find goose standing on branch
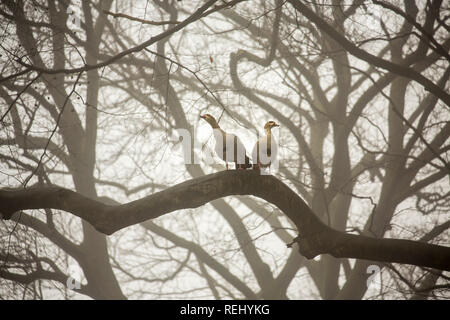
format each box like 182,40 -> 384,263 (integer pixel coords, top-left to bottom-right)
252,121 -> 279,173
200,114 -> 251,170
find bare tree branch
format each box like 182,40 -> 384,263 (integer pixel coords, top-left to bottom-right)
13,0 -> 220,75
103,10 -> 180,25
1,171 -> 449,271
287,0 -> 450,108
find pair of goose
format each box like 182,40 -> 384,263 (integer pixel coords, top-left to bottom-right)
200,114 -> 279,171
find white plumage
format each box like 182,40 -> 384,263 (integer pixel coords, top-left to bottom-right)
201,114 -> 251,170
252,121 -> 279,171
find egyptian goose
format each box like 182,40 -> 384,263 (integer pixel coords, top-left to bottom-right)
252,121 -> 279,172
200,114 -> 251,170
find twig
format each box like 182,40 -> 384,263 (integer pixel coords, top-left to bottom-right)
103,10 -> 179,26
0,72 -> 42,123
23,72 -> 83,186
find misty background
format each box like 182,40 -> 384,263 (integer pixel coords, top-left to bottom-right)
0,0 -> 449,300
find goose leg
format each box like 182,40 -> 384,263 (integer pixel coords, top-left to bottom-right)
226,162 -> 229,170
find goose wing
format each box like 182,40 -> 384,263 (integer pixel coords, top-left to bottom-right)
232,133 -> 250,165
212,130 -> 248,164
252,135 -> 277,166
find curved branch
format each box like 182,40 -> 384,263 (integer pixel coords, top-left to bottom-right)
142,221 -> 258,299
14,0 -> 220,75
372,0 -> 449,62
1,170 -> 449,271
287,0 -> 450,108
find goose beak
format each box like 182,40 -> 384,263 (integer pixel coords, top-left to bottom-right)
274,123 -> 280,127
200,115 -> 206,119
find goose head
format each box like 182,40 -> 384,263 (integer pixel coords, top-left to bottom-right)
200,113 -> 220,128
264,121 -> 280,131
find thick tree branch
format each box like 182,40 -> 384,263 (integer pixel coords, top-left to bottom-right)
1,171 -> 449,271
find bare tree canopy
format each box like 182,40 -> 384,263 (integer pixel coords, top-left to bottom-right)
0,0 -> 449,300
